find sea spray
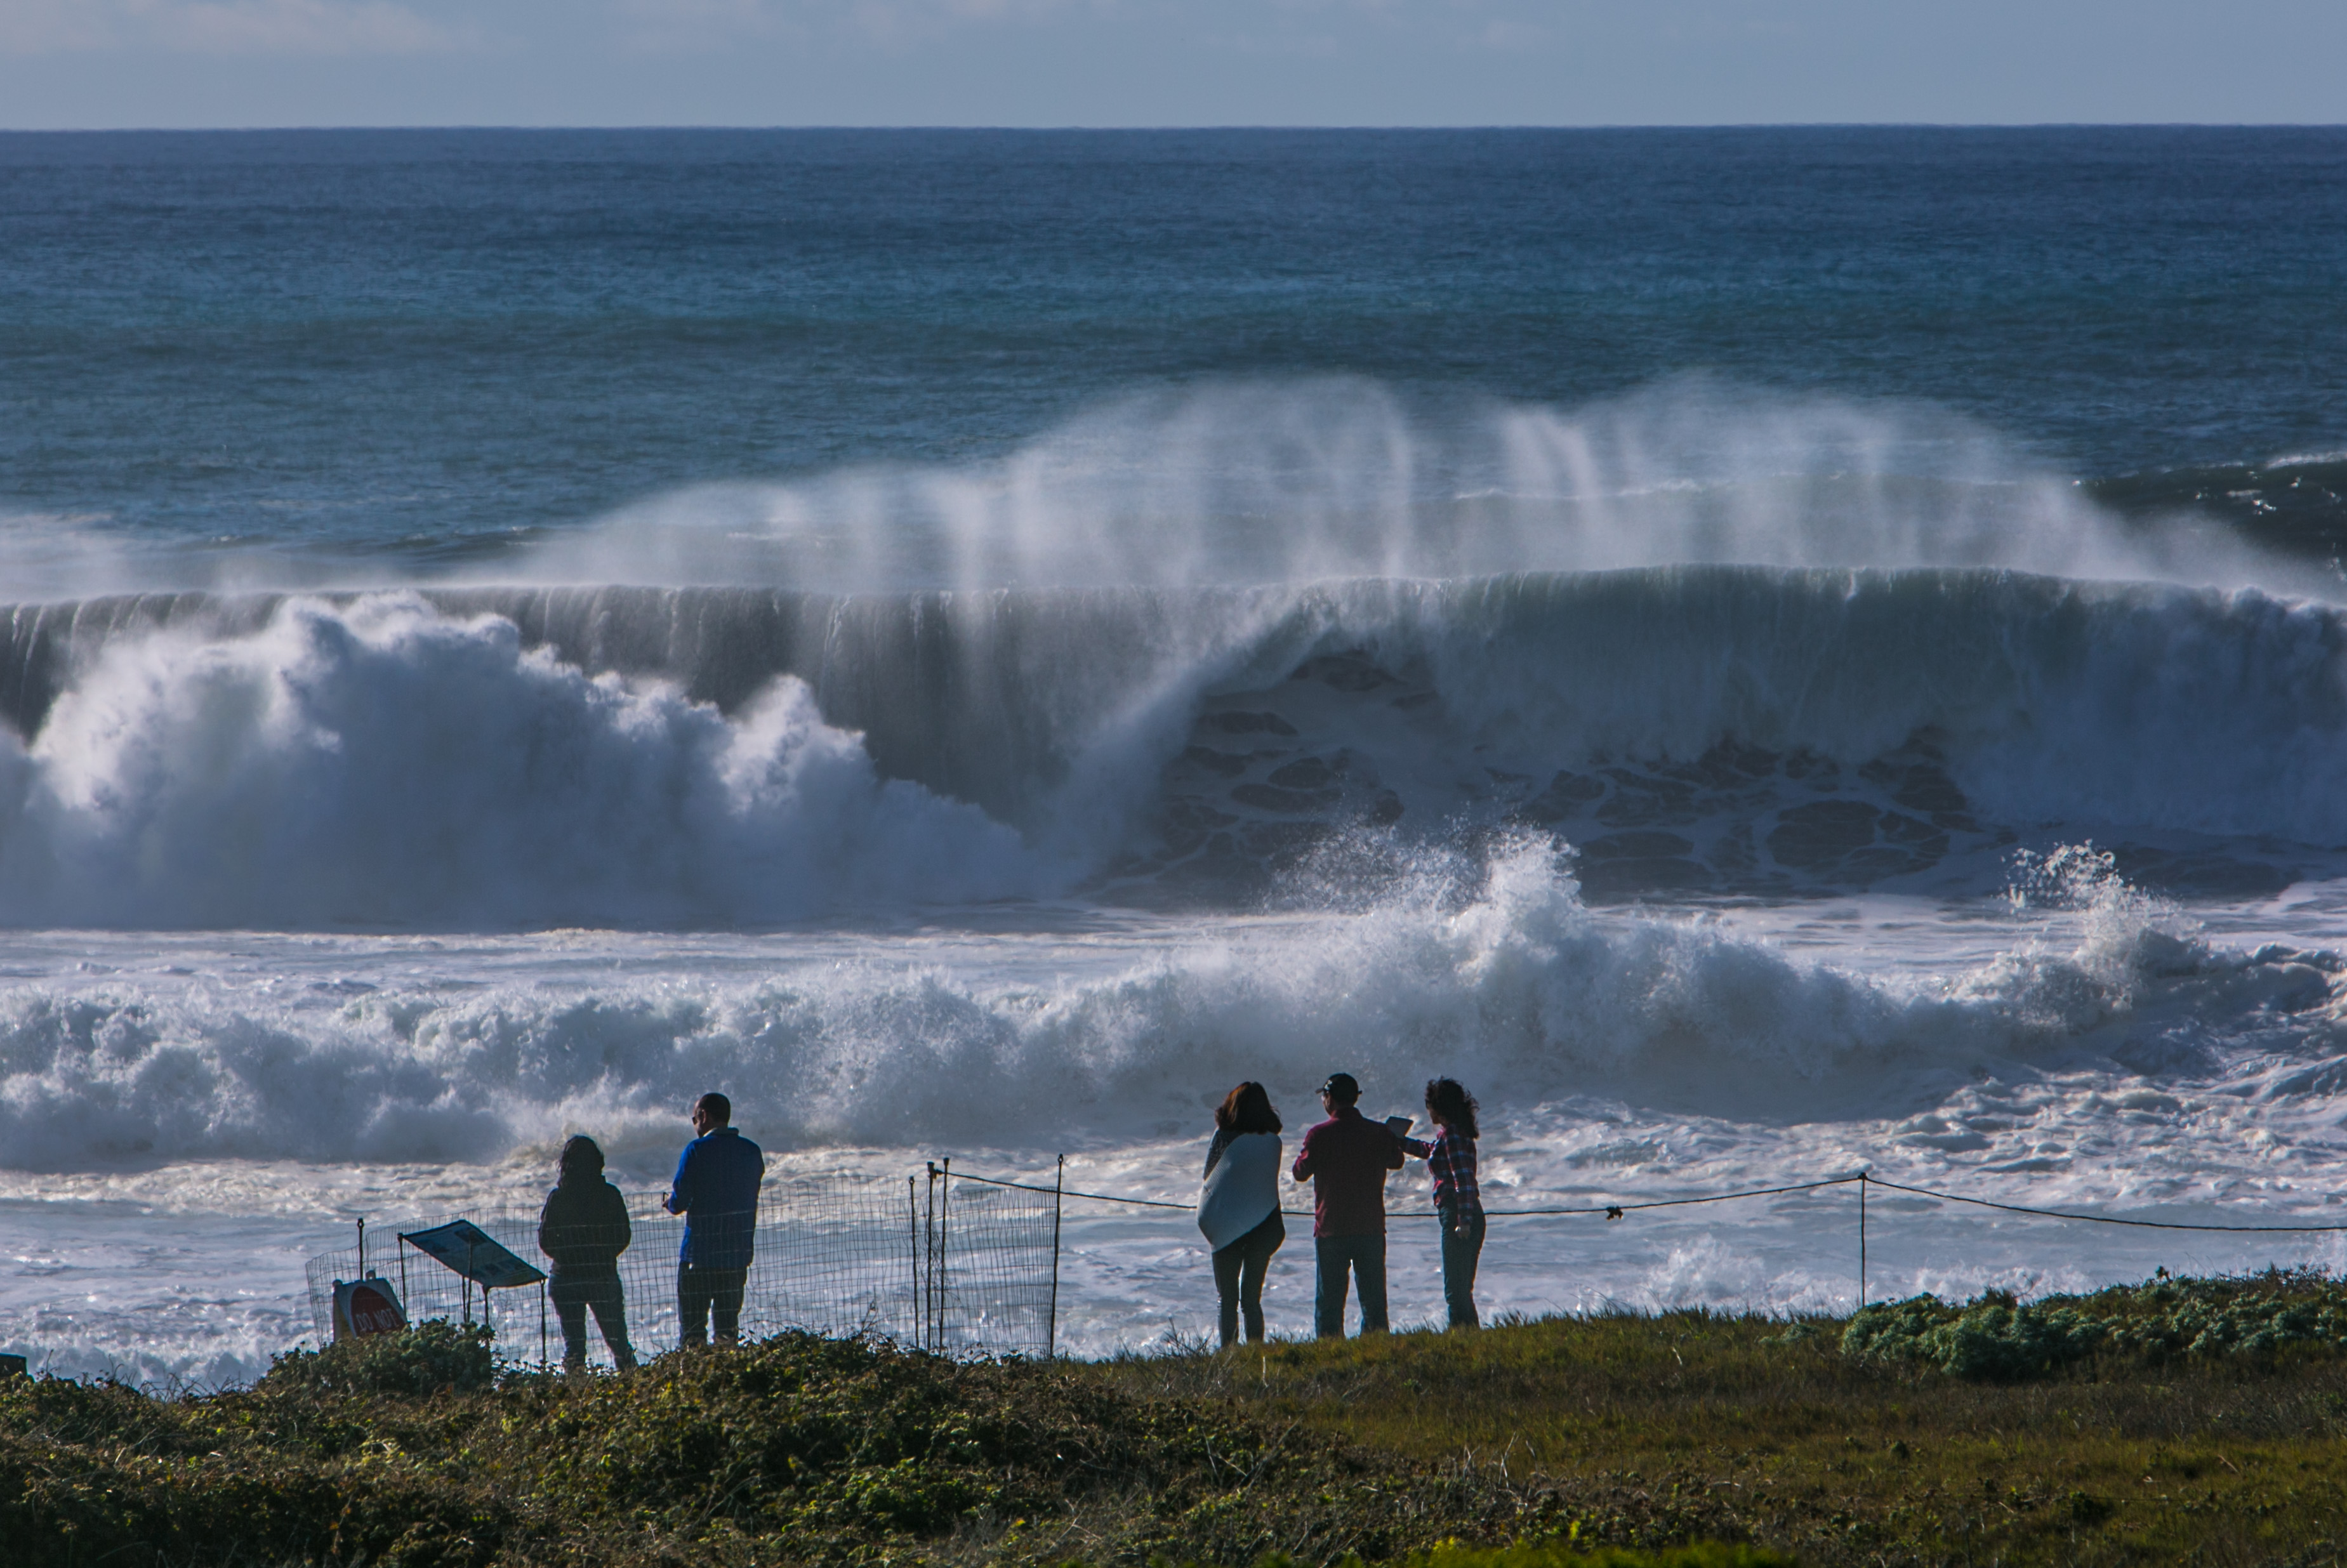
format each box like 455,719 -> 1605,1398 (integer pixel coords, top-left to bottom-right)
512,379 -> 2315,595
1,841 -> 2329,1172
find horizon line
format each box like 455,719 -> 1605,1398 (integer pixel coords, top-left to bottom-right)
4,121 -> 2346,135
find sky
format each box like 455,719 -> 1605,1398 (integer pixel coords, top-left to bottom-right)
0,0 -> 2343,129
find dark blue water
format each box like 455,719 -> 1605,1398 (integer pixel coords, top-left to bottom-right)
4,126 -> 2344,568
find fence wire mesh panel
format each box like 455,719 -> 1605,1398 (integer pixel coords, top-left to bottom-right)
925,1178 -> 1059,1357
305,1170 -> 1055,1366
740,1178 -> 923,1346
304,1245 -> 360,1343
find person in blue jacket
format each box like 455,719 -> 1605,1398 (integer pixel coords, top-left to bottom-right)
664,1091 -> 765,1347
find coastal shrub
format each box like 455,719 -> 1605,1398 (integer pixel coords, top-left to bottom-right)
1843,1268 -> 2347,1379
9,1327 -> 1610,1567
1395,1543 -> 1795,1568
1223,1549 -> 1790,1568
256,1315 -> 497,1397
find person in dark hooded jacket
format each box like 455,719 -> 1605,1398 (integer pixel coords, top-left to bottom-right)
538,1135 -> 637,1372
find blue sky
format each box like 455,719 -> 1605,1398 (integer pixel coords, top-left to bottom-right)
1,0 -> 2342,128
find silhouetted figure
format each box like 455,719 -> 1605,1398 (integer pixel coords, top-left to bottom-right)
1291,1071 -> 1405,1338
538,1134 -> 637,1372
1199,1081 -> 1285,1346
665,1091 -> 765,1347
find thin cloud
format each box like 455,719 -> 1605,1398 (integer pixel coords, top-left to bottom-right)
0,0 -> 477,57
609,0 -> 1111,52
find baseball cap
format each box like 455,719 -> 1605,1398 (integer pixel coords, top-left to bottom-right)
1319,1072 -> 1360,1100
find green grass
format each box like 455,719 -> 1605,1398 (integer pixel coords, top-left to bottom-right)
10,1282 -> 2347,1566
1103,1295 -> 2347,1565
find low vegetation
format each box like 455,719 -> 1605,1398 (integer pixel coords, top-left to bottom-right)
1842,1267 -> 2347,1380
6,1275 -> 2347,1566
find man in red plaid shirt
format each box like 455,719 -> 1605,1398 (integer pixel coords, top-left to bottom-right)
1290,1071 -> 1406,1337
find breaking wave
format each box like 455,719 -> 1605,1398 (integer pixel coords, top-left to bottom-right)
0,840 -> 2337,1169
0,565 -> 2343,926
0,841 -> 2336,1171
0,381 -> 2337,928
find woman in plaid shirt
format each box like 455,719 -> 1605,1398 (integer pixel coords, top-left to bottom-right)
1401,1077 -> 1484,1329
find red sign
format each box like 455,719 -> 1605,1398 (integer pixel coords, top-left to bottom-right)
333,1277 -> 408,1339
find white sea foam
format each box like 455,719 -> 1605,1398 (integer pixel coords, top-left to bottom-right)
0,593 -> 1047,928
1,843 -> 2334,1173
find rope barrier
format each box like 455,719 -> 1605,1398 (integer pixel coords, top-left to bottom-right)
947,1166 -> 2347,1234
1862,1174 -> 2347,1234
946,1167 -> 1864,1220
1484,1176 -> 1864,1218
948,1171 -> 1200,1209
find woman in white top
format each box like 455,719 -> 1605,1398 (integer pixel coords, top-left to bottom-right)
1198,1080 -> 1285,1347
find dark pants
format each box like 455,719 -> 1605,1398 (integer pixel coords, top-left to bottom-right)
1313,1232 -> 1388,1338
1212,1211 -> 1285,1347
678,1262 -> 750,1347
550,1270 -> 635,1371
1439,1201 -> 1486,1329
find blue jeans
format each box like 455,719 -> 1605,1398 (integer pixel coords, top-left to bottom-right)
1439,1201 -> 1486,1329
1314,1233 -> 1388,1338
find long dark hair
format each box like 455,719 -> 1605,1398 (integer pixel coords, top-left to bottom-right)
1215,1081 -> 1282,1135
1424,1078 -> 1479,1141
557,1134 -> 606,1186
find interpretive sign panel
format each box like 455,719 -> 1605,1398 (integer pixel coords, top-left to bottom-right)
400,1220 -> 546,1289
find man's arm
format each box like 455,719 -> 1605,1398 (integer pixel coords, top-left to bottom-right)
663,1144 -> 695,1216
1384,1129 -> 1406,1171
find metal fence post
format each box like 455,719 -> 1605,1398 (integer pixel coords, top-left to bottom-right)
923,1162 -> 938,1352
938,1157 -> 951,1350
1048,1154 -> 1065,1359
1858,1170 -> 1868,1310
907,1175 -> 920,1350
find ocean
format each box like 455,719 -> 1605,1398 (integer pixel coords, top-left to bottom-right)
4,126 -> 2347,1381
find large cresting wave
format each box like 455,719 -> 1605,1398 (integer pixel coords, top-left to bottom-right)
0,380 -> 2339,928
0,566 -> 2344,925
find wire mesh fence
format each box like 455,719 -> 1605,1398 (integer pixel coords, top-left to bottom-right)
306,1166 -> 1062,1366
309,1160 -> 2347,1366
